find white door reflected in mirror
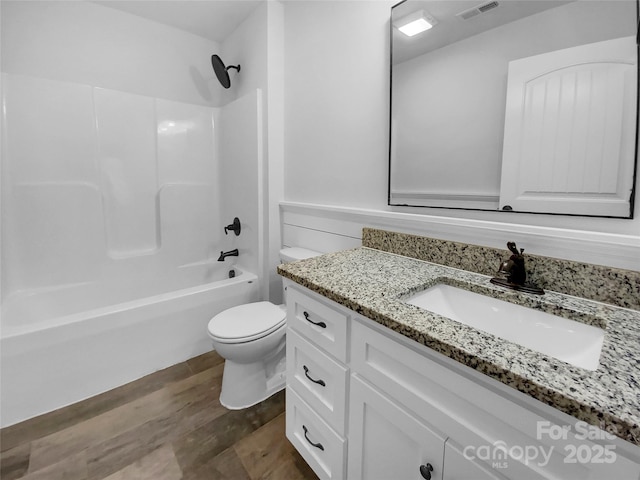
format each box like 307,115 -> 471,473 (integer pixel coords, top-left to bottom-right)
500,36 -> 637,217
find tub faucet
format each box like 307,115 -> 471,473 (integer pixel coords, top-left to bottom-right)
218,249 -> 239,262
224,217 -> 241,236
490,241 -> 544,295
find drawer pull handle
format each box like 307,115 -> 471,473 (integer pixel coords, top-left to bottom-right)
419,463 -> 433,480
303,311 -> 326,328
303,365 -> 326,387
302,425 -> 324,451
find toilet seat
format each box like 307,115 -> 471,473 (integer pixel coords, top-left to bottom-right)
207,301 -> 286,344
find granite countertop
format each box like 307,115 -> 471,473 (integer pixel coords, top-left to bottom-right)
277,247 -> 640,446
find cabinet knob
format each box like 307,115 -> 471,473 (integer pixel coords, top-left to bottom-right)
303,311 -> 326,328
419,463 -> 433,480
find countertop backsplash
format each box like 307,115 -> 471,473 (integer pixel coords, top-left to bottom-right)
362,228 -> 640,311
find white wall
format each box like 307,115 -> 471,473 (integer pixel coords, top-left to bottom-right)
223,1 -> 286,302
0,1 -> 221,106
1,73 -> 223,297
222,1 -> 268,104
284,0 -> 391,209
283,0 -> 640,267
266,1 -> 287,302
221,2 -> 268,295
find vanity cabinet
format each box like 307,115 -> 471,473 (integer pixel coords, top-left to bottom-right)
284,282 -> 640,480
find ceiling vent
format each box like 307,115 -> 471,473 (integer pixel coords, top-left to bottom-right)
456,1 -> 500,20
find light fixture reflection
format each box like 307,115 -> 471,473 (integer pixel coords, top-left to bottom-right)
394,10 -> 438,37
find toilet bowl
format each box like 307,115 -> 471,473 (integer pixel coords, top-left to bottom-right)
207,247 -> 321,409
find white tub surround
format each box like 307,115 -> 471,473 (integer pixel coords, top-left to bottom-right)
0,72 -> 266,426
1,73 -> 224,297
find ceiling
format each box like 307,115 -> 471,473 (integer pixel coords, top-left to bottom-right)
95,0 -> 264,43
392,0 -> 572,64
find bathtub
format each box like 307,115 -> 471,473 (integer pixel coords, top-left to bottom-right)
0,265 -> 259,427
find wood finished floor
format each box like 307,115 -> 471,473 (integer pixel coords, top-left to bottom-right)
0,351 -> 319,480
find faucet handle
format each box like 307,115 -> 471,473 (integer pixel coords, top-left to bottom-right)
224,217 -> 241,236
497,259 -> 513,276
507,241 -> 523,257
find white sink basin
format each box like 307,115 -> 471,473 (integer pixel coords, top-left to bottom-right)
405,284 -> 604,371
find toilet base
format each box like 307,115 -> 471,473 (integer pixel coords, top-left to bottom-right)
219,353 -> 287,410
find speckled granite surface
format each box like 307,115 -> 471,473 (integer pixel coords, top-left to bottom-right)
362,228 -> 640,311
277,247 -> 640,446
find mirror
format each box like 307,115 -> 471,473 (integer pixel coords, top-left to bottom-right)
389,0 -> 639,217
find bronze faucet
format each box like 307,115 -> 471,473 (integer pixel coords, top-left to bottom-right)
218,248 -> 239,261
490,242 -> 544,295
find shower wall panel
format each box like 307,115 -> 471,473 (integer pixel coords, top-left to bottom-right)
11,183 -> 106,291
155,98 -> 221,268
1,73 -> 221,298
159,184 -> 219,267
157,99 -> 218,185
219,89 -> 262,277
2,74 -> 105,293
3,74 -> 98,184
95,88 -> 159,257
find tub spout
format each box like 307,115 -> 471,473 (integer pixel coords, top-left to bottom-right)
218,249 -> 239,261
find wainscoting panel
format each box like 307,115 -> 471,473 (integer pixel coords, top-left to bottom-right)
280,202 -> 640,272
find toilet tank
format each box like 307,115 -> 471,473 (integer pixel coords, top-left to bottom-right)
279,247 -> 322,263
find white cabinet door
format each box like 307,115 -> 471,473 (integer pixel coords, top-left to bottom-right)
348,375 -> 446,480
500,36 -> 637,217
443,439 -> 507,480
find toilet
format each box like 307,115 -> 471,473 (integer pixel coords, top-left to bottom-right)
207,247 -> 322,409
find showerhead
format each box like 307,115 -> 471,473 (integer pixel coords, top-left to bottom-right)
211,54 -> 241,89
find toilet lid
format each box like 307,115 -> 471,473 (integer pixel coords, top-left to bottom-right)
207,301 -> 286,343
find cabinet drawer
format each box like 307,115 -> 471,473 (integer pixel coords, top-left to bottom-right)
287,286 -> 348,362
287,329 -> 348,435
286,387 -> 346,480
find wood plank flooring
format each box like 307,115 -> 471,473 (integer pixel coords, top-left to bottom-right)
0,351 -> 319,480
